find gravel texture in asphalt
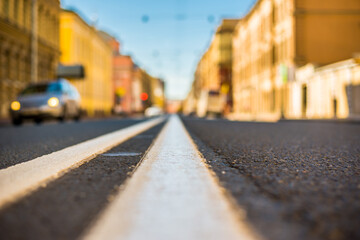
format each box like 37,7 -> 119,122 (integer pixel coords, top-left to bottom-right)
0,121 -> 165,240
0,118 -> 146,169
182,117 -> 360,240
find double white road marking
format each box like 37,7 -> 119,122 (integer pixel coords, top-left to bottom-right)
83,115 -> 260,240
0,115 -> 260,239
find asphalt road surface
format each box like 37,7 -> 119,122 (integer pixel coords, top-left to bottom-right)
0,119 -> 166,240
1,116 -> 359,240
0,117 -> 146,169
182,117 -> 360,240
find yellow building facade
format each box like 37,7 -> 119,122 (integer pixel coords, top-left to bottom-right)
201,19 -> 238,94
290,58 -> 360,119
0,0 -> 60,118
135,68 -> 165,110
184,19 -> 239,116
232,0 -> 360,120
183,84 -> 196,115
150,77 -> 165,109
60,10 -> 113,116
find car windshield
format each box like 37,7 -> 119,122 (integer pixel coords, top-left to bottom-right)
20,82 -> 61,96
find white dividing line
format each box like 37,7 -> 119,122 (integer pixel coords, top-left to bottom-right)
83,115 -> 261,240
0,117 -> 165,208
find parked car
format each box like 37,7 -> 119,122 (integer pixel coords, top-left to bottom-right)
9,79 -> 81,125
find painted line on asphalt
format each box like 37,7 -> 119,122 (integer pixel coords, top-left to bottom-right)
0,117 -> 165,209
83,115 -> 261,240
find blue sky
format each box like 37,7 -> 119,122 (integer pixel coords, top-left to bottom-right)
61,0 -> 256,100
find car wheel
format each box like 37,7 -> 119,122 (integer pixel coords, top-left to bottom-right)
12,117 -> 23,126
34,118 -> 43,124
73,108 -> 81,121
58,105 -> 67,122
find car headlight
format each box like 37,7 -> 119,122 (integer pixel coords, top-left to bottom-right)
11,101 -> 21,111
48,97 -> 59,107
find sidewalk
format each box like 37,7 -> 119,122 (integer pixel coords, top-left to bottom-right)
278,118 -> 360,124
225,113 -> 360,124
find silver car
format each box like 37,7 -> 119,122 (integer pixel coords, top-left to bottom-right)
9,79 -> 81,125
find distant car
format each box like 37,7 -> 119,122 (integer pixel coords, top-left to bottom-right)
9,79 -> 81,125
144,106 -> 163,117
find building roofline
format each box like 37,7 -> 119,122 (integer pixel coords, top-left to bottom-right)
216,18 -> 240,33
60,9 -> 112,51
315,58 -> 359,72
241,0 -> 263,22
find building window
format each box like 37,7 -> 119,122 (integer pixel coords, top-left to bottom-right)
3,0 -> 10,17
272,4 -> 277,25
272,45 -> 277,65
38,6 -> 43,37
15,54 -> 20,81
14,0 -> 19,21
4,50 -> 10,79
23,0 -> 27,27
272,88 -> 276,112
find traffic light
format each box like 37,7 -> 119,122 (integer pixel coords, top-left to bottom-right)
140,92 -> 148,101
